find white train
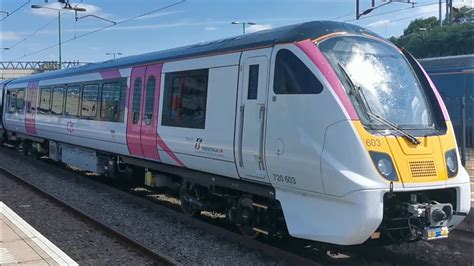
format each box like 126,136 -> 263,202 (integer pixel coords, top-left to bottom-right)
0,21 -> 470,245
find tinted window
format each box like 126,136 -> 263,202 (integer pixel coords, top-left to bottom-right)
144,76 -> 156,125
132,78 -> 142,124
16,89 -> 25,113
7,90 -> 16,113
52,87 -> 64,115
162,69 -> 208,129
39,88 -> 51,114
248,65 -> 259,100
274,49 -> 323,94
81,84 -> 99,118
101,82 -> 121,121
65,86 -> 80,116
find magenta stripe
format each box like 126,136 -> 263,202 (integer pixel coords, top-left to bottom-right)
100,69 -> 122,80
414,60 -> 450,121
296,40 -> 358,120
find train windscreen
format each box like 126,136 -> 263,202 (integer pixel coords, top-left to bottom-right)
318,36 -> 436,130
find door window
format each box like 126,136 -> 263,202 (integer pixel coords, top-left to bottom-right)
248,65 -> 259,100
132,78 -> 142,124
144,75 -> 156,125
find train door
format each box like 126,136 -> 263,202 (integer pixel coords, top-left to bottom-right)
126,64 -> 162,160
127,66 -> 146,157
236,51 -> 271,182
140,64 -> 162,160
25,81 -> 38,135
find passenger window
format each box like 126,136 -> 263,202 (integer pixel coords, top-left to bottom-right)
101,82 -> 121,121
162,69 -> 209,129
248,65 -> 259,100
16,89 -> 25,113
144,76 -> 156,125
7,91 -> 16,113
274,49 -> 324,94
39,88 -> 51,114
65,86 -> 80,116
132,78 -> 142,124
81,84 -> 99,118
52,87 -> 64,115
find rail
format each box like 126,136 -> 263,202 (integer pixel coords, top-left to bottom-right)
0,166 -> 179,266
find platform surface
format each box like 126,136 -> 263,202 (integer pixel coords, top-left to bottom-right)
0,202 -> 77,265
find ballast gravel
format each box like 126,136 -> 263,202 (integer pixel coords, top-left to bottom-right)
0,172 -> 152,265
0,148 -> 281,265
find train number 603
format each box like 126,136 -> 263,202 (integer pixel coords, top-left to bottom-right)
366,139 -> 381,147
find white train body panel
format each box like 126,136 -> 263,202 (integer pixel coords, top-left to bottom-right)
2,21 -> 470,246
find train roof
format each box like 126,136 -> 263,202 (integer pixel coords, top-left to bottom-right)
420,54 -> 474,74
9,20 -> 377,85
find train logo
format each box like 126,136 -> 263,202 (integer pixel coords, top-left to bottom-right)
66,121 -> 75,133
195,138 -> 203,150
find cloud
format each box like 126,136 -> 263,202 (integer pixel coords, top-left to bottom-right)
366,19 -> 390,28
132,11 -> 182,21
246,24 -> 272,33
454,0 -> 473,7
0,32 -> 21,41
204,26 -> 217,31
31,2 -> 105,18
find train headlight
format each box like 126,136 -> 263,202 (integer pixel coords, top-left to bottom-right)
445,149 -> 458,178
369,151 -> 398,181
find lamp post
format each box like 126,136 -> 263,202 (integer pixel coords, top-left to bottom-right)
231,21 -> 256,34
106,52 -> 123,60
31,4 -> 86,69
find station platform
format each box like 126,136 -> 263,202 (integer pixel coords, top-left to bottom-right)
1,202 -> 77,265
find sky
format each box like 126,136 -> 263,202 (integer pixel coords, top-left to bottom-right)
0,0 -> 472,63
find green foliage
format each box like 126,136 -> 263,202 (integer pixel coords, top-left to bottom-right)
403,17 -> 439,35
390,9 -> 474,59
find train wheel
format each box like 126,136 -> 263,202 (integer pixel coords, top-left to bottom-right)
21,140 -> 30,156
27,142 -> 40,159
179,181 -> 199,217
237,195 -> 259,239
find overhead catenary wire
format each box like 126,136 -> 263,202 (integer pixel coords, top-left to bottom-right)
344,1 -> 446,23
10,0 -> 186,61
0,1 -> 31,22
5,17 -> 59,50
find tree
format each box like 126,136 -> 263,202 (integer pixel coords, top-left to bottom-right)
453,6 -> 474,24
403,17 -> 439,35
390,8 -> 474,58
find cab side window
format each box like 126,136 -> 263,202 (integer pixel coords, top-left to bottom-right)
274,49 -> 324,95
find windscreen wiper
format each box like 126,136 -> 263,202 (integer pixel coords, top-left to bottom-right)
337,63 -> 421,145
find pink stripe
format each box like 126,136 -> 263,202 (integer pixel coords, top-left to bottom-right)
157,137 -> 185,167
100,69 -> 122,80
414,60 -> 450,121
296,40 -> 358,120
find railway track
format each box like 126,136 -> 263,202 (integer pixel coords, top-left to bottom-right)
0,146 -> 319,265
1,145 -> 471,265
0,166 -> 178,266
